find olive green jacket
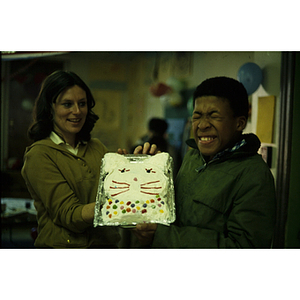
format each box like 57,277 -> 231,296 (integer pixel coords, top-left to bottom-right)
152,134 -> 276,248
21,138 -> 120,248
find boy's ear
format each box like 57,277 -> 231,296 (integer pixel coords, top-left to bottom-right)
236,116 -> 247,131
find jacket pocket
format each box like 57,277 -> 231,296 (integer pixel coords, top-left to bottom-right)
50,222 -> 88,248
192,169 -> 238,214
181,173 -> 237,227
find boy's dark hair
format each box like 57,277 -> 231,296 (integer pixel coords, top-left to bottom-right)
193,76 -> 249,120
28,70 -> 99,142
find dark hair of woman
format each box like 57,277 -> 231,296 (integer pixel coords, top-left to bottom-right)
28,70 -> 99,142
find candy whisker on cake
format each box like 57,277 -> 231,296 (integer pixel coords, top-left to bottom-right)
111,189 -> 130,197
140,191 -> 160,195
110,186 -> 129,190
111,180 -> 130,186
140,180 -> 160,186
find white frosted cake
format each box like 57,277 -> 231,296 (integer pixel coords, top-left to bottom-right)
94,153 -> 175,227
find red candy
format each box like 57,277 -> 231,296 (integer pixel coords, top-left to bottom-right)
141,209 -> 147,214
126,201 -> 131,206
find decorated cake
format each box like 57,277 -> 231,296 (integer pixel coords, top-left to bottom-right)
94,152 -> 175,227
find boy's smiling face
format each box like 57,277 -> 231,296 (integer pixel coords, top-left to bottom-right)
192,96 -> 246,161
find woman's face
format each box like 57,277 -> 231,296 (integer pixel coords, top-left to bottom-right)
192,96 -> 246,161
52,85 -> 88,144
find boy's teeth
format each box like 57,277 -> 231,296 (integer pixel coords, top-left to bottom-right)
201,137 -> 214,141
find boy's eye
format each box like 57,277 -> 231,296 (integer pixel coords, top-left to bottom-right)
210,113 -> 222,119
192,116 -> 202,122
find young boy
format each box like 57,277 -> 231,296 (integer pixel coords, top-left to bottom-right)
134,76 -> 276,248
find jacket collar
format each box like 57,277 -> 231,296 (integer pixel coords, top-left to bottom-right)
25,136 -> 88,157
49,131 -> 87,147
186,133 -> 261,160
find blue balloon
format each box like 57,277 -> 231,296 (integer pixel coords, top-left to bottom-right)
237,62 -> 263,95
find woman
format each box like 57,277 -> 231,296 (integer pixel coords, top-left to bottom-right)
22,70 -> 124,248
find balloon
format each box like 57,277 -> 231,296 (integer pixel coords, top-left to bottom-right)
168,92 -> 182,107
166,77 -> 185,92
237,62 -> 263,95
149,82 -> 172,97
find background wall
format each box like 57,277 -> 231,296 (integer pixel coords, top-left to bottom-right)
1,50 -> 282,192
4,50 -> 298,247
48,51 -> 281,155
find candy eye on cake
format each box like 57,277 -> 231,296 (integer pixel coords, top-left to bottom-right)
94,152 -> 176,227
145,168 -> 156,173
119,168 -> 130,173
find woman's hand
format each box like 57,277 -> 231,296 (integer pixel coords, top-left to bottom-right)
81,202 -> 96,223
133,142 -> 160,155
117,148 -> 129,154
132,223 -> 158,246
117,142 -> 160,155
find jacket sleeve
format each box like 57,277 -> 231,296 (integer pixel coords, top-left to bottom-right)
22,147 -> 91,233
152,164 -> 277,248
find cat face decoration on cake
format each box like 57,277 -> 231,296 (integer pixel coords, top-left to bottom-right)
94,152 -> 175,226
103,153 -> 167,201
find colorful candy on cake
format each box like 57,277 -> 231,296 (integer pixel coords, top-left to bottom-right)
94,153 -> 175,227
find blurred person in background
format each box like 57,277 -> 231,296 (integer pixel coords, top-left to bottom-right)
134,117 -> 181,176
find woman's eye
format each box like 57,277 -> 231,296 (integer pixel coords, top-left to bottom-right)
79,101 -> 87,107
63,103 -> 72,108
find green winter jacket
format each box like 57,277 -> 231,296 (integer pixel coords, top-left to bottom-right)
152,133 -> 276,248
21,137 -> 120,248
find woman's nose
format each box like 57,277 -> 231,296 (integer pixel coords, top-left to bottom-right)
72,104 -> 80,114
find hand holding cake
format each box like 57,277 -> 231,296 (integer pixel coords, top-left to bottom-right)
133,142 -> 160,155
117,142 -> 159,156
132,223 -> 158,246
